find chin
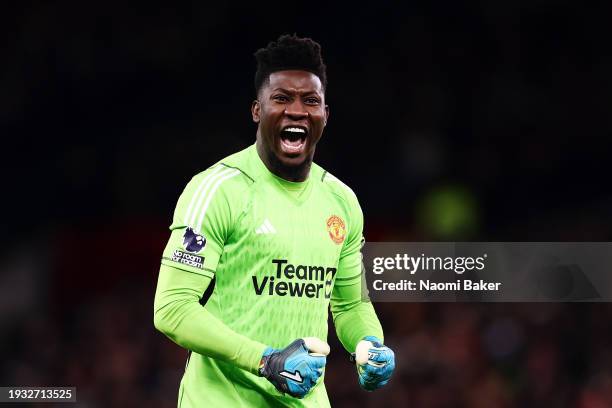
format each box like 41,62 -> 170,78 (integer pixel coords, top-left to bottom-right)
278,153 -> 307,166
269,151 -> 311,178
276,158 -> 308,173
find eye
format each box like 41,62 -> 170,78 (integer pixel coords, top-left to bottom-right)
273,94 -> 290,103
304,97 -> 321,105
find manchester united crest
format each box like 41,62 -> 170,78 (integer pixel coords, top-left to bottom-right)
326,215 -> 346,244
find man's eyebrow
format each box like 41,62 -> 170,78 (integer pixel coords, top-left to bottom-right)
271,87 -> 320,95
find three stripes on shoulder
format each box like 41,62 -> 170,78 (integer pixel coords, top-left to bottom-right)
184,165 -> 241,232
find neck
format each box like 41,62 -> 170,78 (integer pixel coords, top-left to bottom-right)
256,140 -> 312,182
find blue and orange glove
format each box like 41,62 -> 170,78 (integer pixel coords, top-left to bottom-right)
259,337 -> 330,399
352,336 -> 395,391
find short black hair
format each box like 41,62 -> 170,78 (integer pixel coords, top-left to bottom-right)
254,34 -> 327,95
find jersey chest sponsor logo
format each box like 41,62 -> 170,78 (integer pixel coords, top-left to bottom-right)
252,259 -> 336,299
326,215 -> 346,244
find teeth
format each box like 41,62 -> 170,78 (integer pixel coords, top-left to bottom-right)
284,127 -> 306,133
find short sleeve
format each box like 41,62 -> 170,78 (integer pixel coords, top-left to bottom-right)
161,165 -> 242,277
334,194 -> 365,287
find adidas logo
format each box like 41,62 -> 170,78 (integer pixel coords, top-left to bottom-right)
256,219 -> 277,234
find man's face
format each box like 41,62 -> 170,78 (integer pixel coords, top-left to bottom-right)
252,70 -> 329,171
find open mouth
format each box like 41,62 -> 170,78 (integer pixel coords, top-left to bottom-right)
279,126 -> 307,155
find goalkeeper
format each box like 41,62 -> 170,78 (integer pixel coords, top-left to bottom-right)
154,34 -> 395,407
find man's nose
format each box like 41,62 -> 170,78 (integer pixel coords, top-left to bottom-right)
284,100 -> 308,119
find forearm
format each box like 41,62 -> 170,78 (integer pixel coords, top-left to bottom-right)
153,264 -> 267,374
331,281 -> 384,352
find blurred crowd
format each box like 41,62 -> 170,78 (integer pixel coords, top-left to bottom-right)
330,302 -> 612,407
3,1 -> 612,407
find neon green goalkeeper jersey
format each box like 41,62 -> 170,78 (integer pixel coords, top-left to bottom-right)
158,144 -> 375,407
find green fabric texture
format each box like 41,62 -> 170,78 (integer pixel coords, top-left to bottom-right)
154,144 -> 384,407
154,264 -> 267,374
331,280 -> 384,352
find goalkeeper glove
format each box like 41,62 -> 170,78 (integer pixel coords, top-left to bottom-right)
352,336 -> 395,391
259,337 -> 330,399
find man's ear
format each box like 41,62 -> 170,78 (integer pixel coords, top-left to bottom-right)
324,105 -> 330,127
251,100 -> 261,123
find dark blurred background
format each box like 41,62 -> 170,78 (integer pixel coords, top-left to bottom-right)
2,2 -> 612,407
